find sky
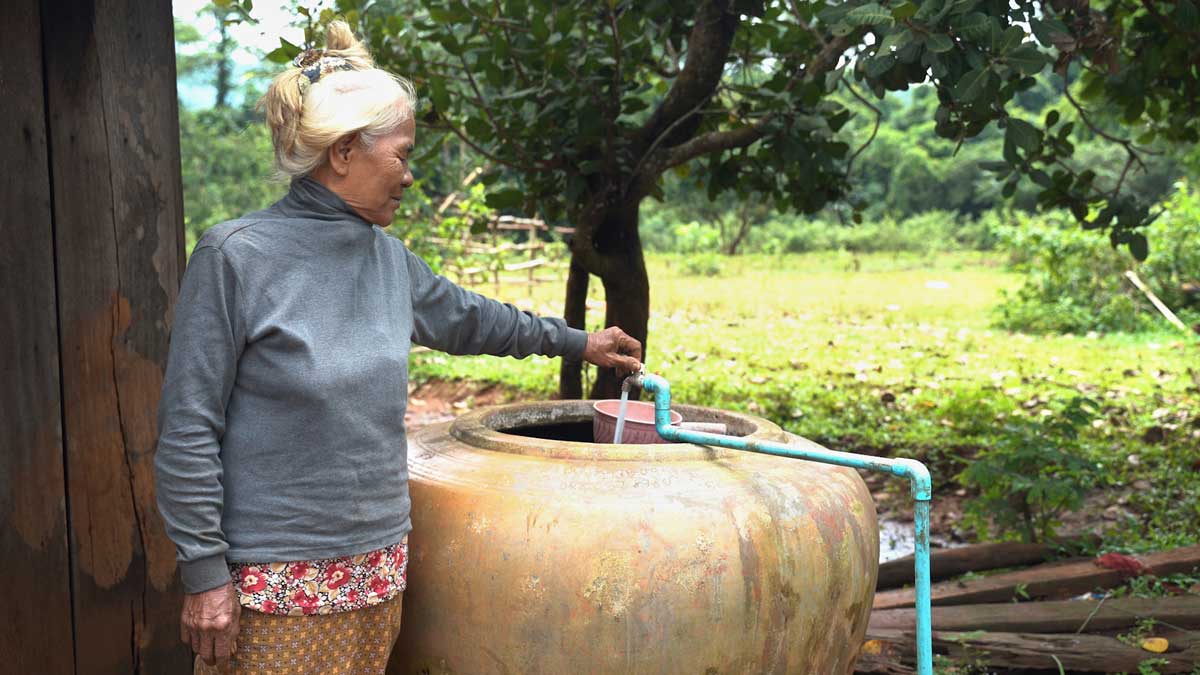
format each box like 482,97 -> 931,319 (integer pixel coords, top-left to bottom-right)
173,0 -> 305,63
173,0 -> 307,107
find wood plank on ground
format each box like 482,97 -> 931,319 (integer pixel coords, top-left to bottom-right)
863,629 -> 1200,674
877,536 -> 1099,590
870,595 -> 1200,633
874,545 -> 1200,609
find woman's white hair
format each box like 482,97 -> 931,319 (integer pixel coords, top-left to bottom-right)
259,21 -> 417,178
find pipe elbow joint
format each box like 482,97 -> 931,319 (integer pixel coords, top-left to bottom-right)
893,458 -> 932,501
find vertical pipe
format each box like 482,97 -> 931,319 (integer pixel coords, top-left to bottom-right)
635,373 -> 934,675
913,499 -> 933,675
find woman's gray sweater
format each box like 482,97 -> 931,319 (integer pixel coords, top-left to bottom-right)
155,178 -> 587,594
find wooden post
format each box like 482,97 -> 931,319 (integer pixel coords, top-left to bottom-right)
0,0 -> 192,672
0,1 -> 75,672
527,222 -> 536,299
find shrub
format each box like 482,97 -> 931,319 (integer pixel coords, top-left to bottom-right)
958,397 -> 1100,543
680,252 -> 724,277
994,184 -> 1200,334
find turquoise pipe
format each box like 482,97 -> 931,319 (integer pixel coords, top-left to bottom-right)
633,373 -> 934,675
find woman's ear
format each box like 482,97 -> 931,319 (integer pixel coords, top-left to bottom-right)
327,133 -> 360,177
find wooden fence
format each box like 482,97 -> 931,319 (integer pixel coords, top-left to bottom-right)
442,215 -> 573,297
424,174 -> 574,297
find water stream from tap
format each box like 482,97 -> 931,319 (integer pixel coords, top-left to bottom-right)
613,388 -> 630,444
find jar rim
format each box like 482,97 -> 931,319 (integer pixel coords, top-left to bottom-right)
447,400 -> 789,461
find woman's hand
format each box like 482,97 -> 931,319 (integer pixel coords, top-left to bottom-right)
583,326 -> 643,375
182,581 -> 240,667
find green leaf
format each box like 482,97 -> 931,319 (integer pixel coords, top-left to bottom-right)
1002,137 -> 1020,164
428,7 -> 459,23
265,47 -> 293,64
830,21 -> 855,37
1044,109 -> 1060,127
845,3 -> 893,27
951,12 -> 990,41
953,67 -> 988,102
913,0 -> 945,21
429,77 -> 449,112
485,188 -> 523,209
1174,0 -> 1199,30
925,33 -> 955,53
1129,233 -> 1149,261
877,29 -> 913,53
1028,17 -> 1070,46
865,54 -> 896,78
531,13 -> 550,42
1005,118 -> 1041,152
999,25 -> 1025,52
1007,44 -> 1049,76
464,117 -> 492,140
891,1 -> 919,21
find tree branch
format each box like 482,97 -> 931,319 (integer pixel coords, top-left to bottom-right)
431,117 -> 542,174
1062,84 -> 1152,173
841,77 -> 881,177
623,96 -> 717,196
652,31 -> 856,174
456,52 -> 545,170
633,1 -> 740,154
659,122 -> 769,170
491,0 -> 532,88
606,4 -> 624,172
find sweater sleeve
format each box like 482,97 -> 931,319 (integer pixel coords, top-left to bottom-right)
154,246 -> 246,594
404,247 -> 587,360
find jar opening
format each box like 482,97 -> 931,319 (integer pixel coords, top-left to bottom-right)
446,400 -> 780,461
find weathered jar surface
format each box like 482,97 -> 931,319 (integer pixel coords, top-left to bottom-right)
389,401 -> 877,675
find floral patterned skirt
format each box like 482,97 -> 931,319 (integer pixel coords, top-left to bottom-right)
192,594 -> 403,675
229,538 -> 408,616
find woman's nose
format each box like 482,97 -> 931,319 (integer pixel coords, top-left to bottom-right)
402,168 -> 415,187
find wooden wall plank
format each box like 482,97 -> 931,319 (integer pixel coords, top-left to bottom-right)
0,0 -> 76,672
41,0 -> 190,671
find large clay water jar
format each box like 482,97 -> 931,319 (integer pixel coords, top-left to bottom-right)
389,401 -> 877,675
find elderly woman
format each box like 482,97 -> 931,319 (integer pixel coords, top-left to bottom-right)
155,21 -> 641,675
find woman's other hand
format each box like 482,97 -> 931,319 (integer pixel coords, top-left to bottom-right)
583,326 -> 643,375
182,581 -> 240,667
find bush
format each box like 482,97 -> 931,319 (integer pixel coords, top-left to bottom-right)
958,397 -> 1100,543
680,252 -> 724,277
640,205 -> 1000,256
994,184 -> 1200,335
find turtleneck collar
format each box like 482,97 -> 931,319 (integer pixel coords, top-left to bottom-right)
281,176 -> 373,226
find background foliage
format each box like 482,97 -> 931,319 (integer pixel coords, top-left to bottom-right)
176,2 -> 1199,548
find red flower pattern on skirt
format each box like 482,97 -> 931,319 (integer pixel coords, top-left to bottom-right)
229,537 -> 407,616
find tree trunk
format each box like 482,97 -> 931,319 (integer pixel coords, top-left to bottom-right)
558,258 -> 589,399
559,190 -> 650,401
593,253 -> 649,399
724,205 -> 753,255
213,7 -> 232,108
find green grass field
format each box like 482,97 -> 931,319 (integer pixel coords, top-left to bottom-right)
412,251 -> 1199,550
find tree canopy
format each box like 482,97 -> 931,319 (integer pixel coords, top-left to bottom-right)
249,0 -> 1200,396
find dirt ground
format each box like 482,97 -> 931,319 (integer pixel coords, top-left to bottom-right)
404,379 -> 522,430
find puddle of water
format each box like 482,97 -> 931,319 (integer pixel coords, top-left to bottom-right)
878,517 -> 956,563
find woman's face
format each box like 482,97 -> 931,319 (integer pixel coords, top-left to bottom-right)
336,115 -> 417,226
